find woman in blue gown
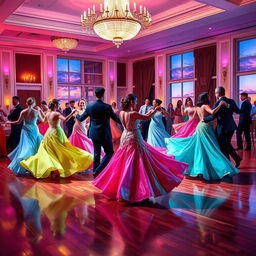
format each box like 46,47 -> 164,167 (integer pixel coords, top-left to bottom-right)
7,97 -> 44,175
165,92 -> 239,181
147,99 -> 170,147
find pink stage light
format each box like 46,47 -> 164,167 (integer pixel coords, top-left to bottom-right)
110,73 -> 114,81
3,66 -> 9,75
222,58 -> 228,67
48,70 -> 53,77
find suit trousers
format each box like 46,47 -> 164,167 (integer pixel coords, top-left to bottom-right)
237,123 -> 251,149
92,138 -> 114,175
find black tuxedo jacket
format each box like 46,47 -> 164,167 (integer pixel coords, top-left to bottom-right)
8,104 -> 23,132
239,99 -> 252,126
64,107 -> 75,128
76,100 -> 121,141
204,97 -> 240,134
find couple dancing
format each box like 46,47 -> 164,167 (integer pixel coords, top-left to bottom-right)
165,87 -> 240,181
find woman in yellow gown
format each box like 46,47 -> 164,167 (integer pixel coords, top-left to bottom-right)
20,99 -> 93,178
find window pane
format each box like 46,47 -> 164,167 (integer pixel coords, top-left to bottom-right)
84,61 -> 102,73
84,74 -> 103,85
84,87 -> 97,103
69,87 -> 81,99
171,55 -> 181,69
239,57 -> 256,72
239,74 -> 256,104
57,72 -> 69,83
57,86 -> 69,99
170,69 -> 182,80
171,83 -> 182,98
239,38 -> 256,58
69,60 -> 81,73
57,59 -> 68,72
183,52 -> 194,67
183,81 -> 194,100
183,67 -> 194,78
69,73 -> 81,83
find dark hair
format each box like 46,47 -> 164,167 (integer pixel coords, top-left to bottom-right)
26,97 -> 35,106
41,100 -> 47,105
12,96 -> 20,101
95,87 -> 105,98
48,99 -> 59,110
65,102 -> 70,106
155,99 -> 162,105
69,100 -> 75,104
240,92 -> 248,98
176,100 -> 182,108
145,98 -> 151,101
121,94 -> 137,111
185,97 -> 193,107
197,92 -> 210,107
216,86 -> 225,96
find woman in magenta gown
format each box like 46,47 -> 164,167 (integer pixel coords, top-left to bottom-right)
172,97 -> 200,138
38,100 -> 49,136
69,98 -> 103,167
93,94 -> 188,202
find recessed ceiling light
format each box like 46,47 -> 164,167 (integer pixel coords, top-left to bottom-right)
208,27 -> 212,30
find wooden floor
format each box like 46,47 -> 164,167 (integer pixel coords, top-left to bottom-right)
0,149 -> 255,256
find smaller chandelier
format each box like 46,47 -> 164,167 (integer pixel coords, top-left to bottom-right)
80,0 -> 152,48
51,37 -> 78,51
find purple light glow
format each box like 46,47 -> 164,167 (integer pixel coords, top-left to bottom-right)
222,58 -> 228,67
48,70 -> 53,77
110,73 -> 114,81
3,66 -> 9,75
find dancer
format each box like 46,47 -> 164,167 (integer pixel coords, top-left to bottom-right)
204,87 -> 242,167
93,94 -> 187,202
166,103 -> 175,135
0,107 -> 7,157
63,100 -> 76,138
38,100 -> 49,135
7,96 -> 23,151
76,88 -> 121,178
110,101 -> 122,146
69,98 -> 104,164
147,99 -> 171,148
172,98 -> 200,138
165,92 -> 239,181
173,100 -> 183,125
20,99 -> 93,179
7,97 -> 44,175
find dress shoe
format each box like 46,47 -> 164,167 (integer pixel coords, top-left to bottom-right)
235,147 -> 243,151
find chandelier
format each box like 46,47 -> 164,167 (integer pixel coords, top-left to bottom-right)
51,37 -> 78,51
80,0 -> 152,48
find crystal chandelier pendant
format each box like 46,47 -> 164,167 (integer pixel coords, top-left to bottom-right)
81,0 -> 152,48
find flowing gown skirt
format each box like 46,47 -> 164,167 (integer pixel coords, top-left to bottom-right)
8,124 -> 43,174
20,126 -> 93,178
172,118 -> 200,138
93,129 -> 188,202
165,122 -> 239,180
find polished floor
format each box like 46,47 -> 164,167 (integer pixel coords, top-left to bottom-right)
0,149 -> 255,256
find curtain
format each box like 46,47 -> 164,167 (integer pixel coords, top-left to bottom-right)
194,45 -> 216,105
133,58 -> 155,107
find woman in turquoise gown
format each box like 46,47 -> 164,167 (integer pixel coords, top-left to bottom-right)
165,92 -> 239,181
147,99 -> 170,147
7,97 -> 44,175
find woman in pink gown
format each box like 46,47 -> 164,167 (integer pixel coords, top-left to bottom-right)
110,102 -> 122,141
93,94 -> 188,202
38,101 -> 49,135
69,98 -> 103,167
172,98 -> 200,138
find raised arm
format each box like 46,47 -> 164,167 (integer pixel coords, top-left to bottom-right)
76,109 -> 89,122
59,109 -> 77,122
6,110 -> 25,125
109,106 -> 121,124
204,100 -> 227,115
203,102 -> 218,123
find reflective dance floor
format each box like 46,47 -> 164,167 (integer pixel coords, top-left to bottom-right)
0,150 -> 255,256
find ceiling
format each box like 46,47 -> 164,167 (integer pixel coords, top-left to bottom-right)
0,0 -> 256,59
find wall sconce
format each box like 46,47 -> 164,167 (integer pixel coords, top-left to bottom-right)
222,67 -> 227,83
5,98 -> 10,110
22,73 -> 36,83
3,67 -> 9,89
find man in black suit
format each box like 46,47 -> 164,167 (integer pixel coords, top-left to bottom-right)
63,100 -> 75,138
236,92 -> 252,151
76,88 -> 121,177
7,96 -> 23,151
204,87 -> 242,167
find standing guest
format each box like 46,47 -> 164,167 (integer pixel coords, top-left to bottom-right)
204,87 -> 242,167
20,99 -> 93,179
147,99 -> 171,148
236,92 -> 252,151
38,100 -> 49,135
0,107 -> 7,157
93,94 -> 187,202
7,96 -> 23,151
138,98 -> 153,140
165,92 -> 239,181
110,101 -> 122,145
63,100 -> 76,138
166,103 -> 175,135
251,100 -> 256,138
76,88 -> 121,178
69,98 -> 104,167
173,100 -> 183,125
7,97 -> 44,175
